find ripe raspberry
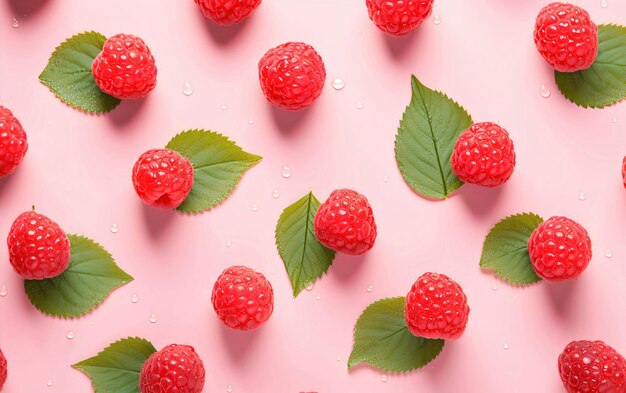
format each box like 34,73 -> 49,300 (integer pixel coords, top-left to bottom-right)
7,210 -> 71,280
211,266 -> 274,331
194,0 -> 261,25
366,0 -> 434,36
0,106 -> 28,178
132,148 -> 194,209
405,272 -> 470,340
534,2 -> 598,72
139,344 -> 205,393
258,42 -> 326,111
528,216 -> 592,281
559,340 -> 626,393
314,189 -> 377,255
0,349 -> 6,391
450,122 -> 516,187
92,34 -> 157,100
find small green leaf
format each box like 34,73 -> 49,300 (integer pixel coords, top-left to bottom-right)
348,297 -> 444,372
73,337 -> 156,393
275,192 -> 336,297
166,129 -> 262,214
39,31 -> 121,113
555,24 -> 626,108
25,234 -> 133,318
395,75 -> 473,200
480,213 -> 544,285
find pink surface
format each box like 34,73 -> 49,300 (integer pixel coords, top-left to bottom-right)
0,0 -> 625,392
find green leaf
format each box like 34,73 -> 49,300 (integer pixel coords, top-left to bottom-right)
166,129 -> 262,213
395,75 -> 473,200
348,297 -> 445,372
24,234 -> 133,318
275,192 -> 336,297
555,24 -> 626,108
39,31 -> 121,113
73,337 -> 156,393
480,213 -> 544,285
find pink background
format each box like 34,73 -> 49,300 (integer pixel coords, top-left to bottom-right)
1,0 -> 625,391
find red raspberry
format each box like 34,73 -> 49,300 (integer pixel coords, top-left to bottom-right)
405,272 -> 470,340
7,210 -> 70,280
211,266 -> 274,331
0,349 -> 6,390
314,189 -> 377,255
92,34 -> 157,100
559,340 -> 626,393
194,0 -> 261,25
258,42 -> 326,111
528,216 -> 592,281
534,2 -> 598,72
0,106 -> 28,178
622,156 -> 626,188
366,0 -> 434,36
132,148 -> 194,210
450,122 -> 516,188
139,344 -> 205,393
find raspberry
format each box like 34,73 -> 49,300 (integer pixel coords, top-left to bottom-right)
559,340 -> 626,393
139,344 -> 205,393
258,42 -> 326,111
194,0 -> 261,25
0,106 -> 28,178
211,266 -> 274,331
132,148 -> 194,209
528,216 -> 592,281
0,349 -> 6,390
450,122 -> 516,187
534,2 -> 598,72
7,210 -> 71,280
314,189 -> 377,255
405,272 -> 470,340
622,156 -> 626,188
366,0 -> 434,36
92,34 -> 157,100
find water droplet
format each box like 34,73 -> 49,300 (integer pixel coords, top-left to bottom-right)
252,204 -> 259,212
513,295 -> 518,301
226,241 -> 232,248
503,342 -> 510,350
432,13 -> 441,25
248,117 -> 255,125
226,385 -> 233,393
47,379 -> 53,387
492,284 -> 498,291
281,166 -> 292,178
578,192 -> 586,201
381,375 -> 388,382
220,102 -> 228,110
600,0 -> 608,8
131,294 -> 139,303
270,269 -> 275,275
383,176 -> 389,183
11,17 -> 19,28
182,82 -> 194,96
332,79 -> 345,90
109,224 -> 119,233
66,331 -> 75,340
612,117 -> 618,124
356,101 -> 364,110
315,294 -> 321,300
583,357 -> 591,364
149,314 -> 158,323
540,85 -> 551,98
305,283 -> 314,291
0,285 -> 7,297
605,249 -> 613,258
336,356 -> 341,362
366,285 -> 373,293
272,189 -> 280,199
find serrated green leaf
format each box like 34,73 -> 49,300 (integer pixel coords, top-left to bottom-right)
275,192 -> 336,297
165,129 -> 262,214
39,31 -> 121,113
73,337 -> 156,393
348,297 -> 444,372
480,213 -> 544,285
395,75 -> 473,200
555,24 -> 626,108
24,234 -> 133,318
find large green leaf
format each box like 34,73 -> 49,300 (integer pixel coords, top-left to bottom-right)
395,75 -> 473,199
166,129 -> 262,213
73,337 -> 156,393
275,192 -> 336,297
348,297 -> 445,372
480,213 -> 544,285
39,31 -> 121,113
555,24 -> 626,108
24,235 -> 133,318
